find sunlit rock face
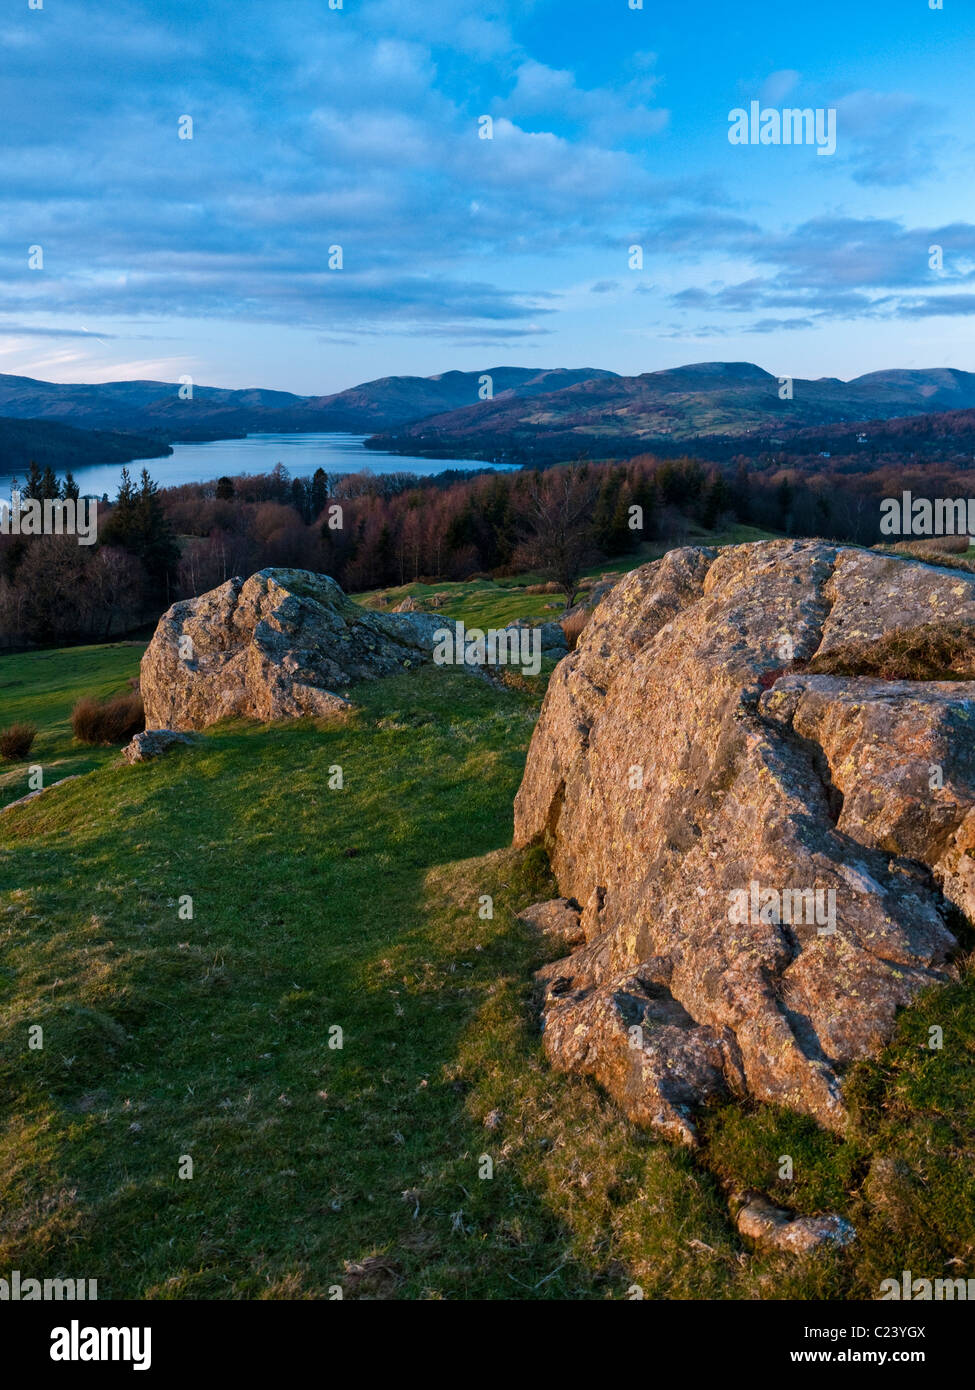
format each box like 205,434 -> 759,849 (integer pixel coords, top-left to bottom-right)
141,569 -> 444,730
515,541 -> 975,1142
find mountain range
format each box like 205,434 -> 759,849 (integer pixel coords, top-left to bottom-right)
368,362 -> 975,454
0,367 -> 616,440
4,362 -> 975,468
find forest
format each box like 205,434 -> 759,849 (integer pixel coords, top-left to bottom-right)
0,446 -> 970,648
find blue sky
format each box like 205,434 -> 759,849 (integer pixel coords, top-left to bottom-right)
2,0 -> 974,393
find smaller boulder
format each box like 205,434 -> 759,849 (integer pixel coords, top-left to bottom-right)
562,578 -> 617,624
123,730 -> 198,764
733,1192 -> 856,1254
504,619 -> 568,660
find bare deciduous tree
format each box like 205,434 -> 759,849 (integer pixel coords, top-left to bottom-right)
515,466 -> 600,608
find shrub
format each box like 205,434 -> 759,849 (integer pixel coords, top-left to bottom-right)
0,723 -> 37,761
71,691 -> 145,745
560,608 -> 591,652
526,581 -> 562,595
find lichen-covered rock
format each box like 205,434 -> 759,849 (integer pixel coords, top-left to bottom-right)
1,775 -> 81,814
123,729 -> 198,763
536,954 -> 746,1146
732,1193 -> 856,1254
517,897 -> 585,946
514,540 -> 973,1140
141,569 -> 445,731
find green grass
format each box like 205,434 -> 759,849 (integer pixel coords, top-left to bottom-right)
1,575 -> 972,1300
353,524 -> 782,629
0,656 -> 810,1299
354,578 -> 567,629
0,643 -> 144,808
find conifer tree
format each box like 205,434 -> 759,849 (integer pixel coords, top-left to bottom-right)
21,460 -> 43,498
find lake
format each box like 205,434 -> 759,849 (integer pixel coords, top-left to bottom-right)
0,432 -> 512,500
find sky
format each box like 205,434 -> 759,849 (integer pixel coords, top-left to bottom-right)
1,0 -> 974,395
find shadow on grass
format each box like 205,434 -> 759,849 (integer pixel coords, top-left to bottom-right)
5,662 -> 961,1300
0,670 -> 648,1298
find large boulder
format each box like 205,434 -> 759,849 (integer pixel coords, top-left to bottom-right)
514,540 -> 975,1142
141,569 -> 445,730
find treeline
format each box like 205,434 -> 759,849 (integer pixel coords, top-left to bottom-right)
0,465 -> 178,646
2,450 -> 971,649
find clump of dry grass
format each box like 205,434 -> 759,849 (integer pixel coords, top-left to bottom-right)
0,722 -> 37,761
70,691 -> 145,745
893,535 -> 970,554
560,608 -> 591,652
806,622 -> 975,681
875,540 -> 975,573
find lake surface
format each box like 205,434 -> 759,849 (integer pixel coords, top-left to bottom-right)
0,432 -> 511,500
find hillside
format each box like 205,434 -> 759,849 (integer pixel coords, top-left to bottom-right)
1,547 -> 973,1300
7,362 -> 975,452
0,367 -> 616,440
368,362 -> 975,456
0,416 -> 172,477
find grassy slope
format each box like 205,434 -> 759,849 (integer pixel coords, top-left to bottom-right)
1,535 -> 972,1301
0,662 -> 810,1300
0,644 -> 144,808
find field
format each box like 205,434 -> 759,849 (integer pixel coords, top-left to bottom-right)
1,542 -> 972,1300
352,524 -> 777,625
0,643 -> 145,810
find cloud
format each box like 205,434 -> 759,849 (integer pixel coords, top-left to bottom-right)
897,293 -> 975,318
504,58 -> 667,144
0,0 -> 970,378
0,323 -> 117,340
0,0 -> 689,344
663,213 -> 975,328
835,90 -> 944,187
759,70 -> 801,105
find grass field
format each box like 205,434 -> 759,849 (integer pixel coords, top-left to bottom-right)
0,643 -> 144,809
1,539 -> 972,1300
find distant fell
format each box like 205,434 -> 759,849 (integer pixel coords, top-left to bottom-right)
5,361 -> 975,455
